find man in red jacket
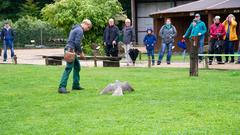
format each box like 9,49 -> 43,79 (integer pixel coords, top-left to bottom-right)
209,16 -> 226,65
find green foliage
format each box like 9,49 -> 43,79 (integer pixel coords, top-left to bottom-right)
1,65 -> 240,134
13,16 -> 66,47
119,0 -> 131,19
0,0 -> 54,20
42,0 -> 124,54
18,0 -> 41,18
0,1 -> 22,21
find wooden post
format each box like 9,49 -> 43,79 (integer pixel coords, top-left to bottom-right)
148,56 -> 151,68
131,0 -> 136,42
93,51 -> 97,67
13,55 -> 17,64
204,56 -> 209,69
190,36 -> 199,76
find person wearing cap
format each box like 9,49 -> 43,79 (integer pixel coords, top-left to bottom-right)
183,13 -> 207,62
58,19 -> 92,94
1,21 -> 15,62
103,18 -> 120,57
122,18 -> 135,66
223,14 -> 238,63
143,28 -> 157,65
209,16 -> 226,65
157,18 -> 177,65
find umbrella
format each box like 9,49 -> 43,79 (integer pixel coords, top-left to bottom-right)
128,48 -> 139,64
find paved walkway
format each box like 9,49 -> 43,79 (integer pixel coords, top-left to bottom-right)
0,48 -> 240,70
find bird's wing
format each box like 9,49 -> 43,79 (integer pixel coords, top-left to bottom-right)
121,82 -> 134,92
100,84 -> 115,94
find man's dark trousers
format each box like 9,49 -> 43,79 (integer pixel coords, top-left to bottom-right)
59,55 -> 81,88
106,44 -> 118,57
209,39 -> 223,62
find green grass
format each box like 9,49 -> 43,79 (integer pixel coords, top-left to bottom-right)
0,65 -> 240,135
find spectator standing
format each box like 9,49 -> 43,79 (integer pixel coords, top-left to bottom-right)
157,18 -> 177,65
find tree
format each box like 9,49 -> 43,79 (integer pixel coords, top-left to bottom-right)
0,0 -> 54,21
42,0 -> 124,54
119,0 -> 131,19
18,0 -> 40,18
0,0 -> 23,21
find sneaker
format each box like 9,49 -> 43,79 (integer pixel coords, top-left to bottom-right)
167,61 -> 171,65
58,87 -> 70,94
157,61 -> 161,65
224,60 -> 228,63
230,60 -> 234,63
72,86 -> 84,90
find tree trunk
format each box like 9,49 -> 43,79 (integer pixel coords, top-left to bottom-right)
189,36 -> 199,76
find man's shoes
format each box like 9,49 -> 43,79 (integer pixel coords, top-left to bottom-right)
157,61 -> 161,65
224,60 -> 228,63
58,87 -> 70,94
167,61 -> 171,65
72,86 -> 84,90
230,60 -> 235,63
217,61 -> 225,64
235,61 -> 240,64
209,61 -> 212,65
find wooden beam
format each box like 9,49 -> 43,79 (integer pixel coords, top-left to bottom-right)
131,0 -> 137,42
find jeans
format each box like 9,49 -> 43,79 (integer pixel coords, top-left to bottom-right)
198,35 -> 205,60
224,38 -> 234,62
59,48 -> 81,88
158,42 -> 173,63
124,44 -> 132,64
3,40 -> 14,61
147,48 -> 155,64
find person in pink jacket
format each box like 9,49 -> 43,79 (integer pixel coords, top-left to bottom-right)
209,16 -> 226,65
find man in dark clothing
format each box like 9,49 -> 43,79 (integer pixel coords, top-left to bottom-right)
1,21 -> 15,62
103,18 -> 119,57
209,16 -> 226,65
123,18 -> 135,66
58,19 -> 92,94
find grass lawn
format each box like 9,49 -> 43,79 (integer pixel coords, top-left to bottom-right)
0,64 -> 240,135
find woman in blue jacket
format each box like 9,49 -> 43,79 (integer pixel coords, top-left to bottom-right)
143,28 -> 157,65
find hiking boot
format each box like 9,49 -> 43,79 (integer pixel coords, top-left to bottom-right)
58,87 -> 69,94
72,86 -> 84,90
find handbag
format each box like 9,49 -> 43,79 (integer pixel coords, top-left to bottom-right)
64,49 -> 76,63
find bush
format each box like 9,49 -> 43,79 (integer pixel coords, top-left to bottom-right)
13,16 -> 66,47
42,0 -> 124,55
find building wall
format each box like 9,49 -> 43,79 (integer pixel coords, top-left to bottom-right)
135,0 -> 195,45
